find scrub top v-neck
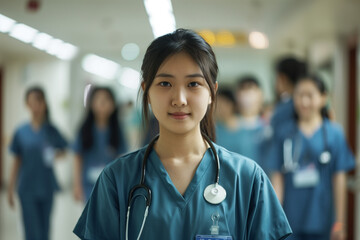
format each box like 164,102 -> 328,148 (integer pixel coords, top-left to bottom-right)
74,143 -> 292,240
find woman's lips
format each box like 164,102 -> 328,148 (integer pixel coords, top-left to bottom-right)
169,112 -> 190,120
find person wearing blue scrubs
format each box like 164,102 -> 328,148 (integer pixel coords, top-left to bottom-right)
270,57 -> 307,137
215,80 -> 269,171
215,88 -> 242,152
269,75 -> 355,240
74,29 -> 292,240
235,76 -> 271,171
8,87 -> 67,240
73,86 -> 128,202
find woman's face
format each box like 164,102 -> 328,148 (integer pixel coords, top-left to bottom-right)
91,90 -> 115,120
26,92 -> 46,119
294,80 -> 326,120
147,52 -> 215,136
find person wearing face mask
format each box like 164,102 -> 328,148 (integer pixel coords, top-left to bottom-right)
72,86 -> 128,202
269,75 -> 355,240
235,76 -> 270,171
8,86 -> 68,240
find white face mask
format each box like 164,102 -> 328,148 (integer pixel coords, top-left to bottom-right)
238,90 -> 260,112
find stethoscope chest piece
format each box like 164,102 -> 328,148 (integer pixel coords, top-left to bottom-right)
204,183 -> 226,204
320,151 -> 331,164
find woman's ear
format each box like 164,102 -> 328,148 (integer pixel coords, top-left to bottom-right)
209,81 -> 218,104
141,82 -> 146,91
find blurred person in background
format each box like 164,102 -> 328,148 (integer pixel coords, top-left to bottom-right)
8,86 -> 68,240
271,56 -> 307,135
215,87 -> 241,151
72,86 -> 128,202
269,75 -> 355,240
235,76 -> 270,172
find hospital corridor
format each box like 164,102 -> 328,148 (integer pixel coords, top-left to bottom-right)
0,0 -> 360,239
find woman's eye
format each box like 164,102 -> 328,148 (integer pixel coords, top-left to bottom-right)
159,82 -> 171,87
188,82 -> 199,87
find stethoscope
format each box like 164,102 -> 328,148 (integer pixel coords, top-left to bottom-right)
283,124 -> 331,173
125,134 -> 227,240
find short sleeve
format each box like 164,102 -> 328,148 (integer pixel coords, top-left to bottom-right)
73,169 -> 120,240
333,128 -> 355,172
247,168 -> 292,239
9,130 -> 21,156
49,126 -> 68,149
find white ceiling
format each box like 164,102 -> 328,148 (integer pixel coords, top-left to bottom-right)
0,0 -> 359,78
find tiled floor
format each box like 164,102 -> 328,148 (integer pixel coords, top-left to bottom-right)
0,188 -> 84,240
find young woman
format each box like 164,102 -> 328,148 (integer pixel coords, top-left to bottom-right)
8,86 -> 67,240
73,86 -> 128,202
270,75 -> 355,240
74,29 -> 291,240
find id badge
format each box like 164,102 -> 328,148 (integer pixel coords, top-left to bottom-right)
87,166 -> 104,184
293,164 -> 319,188
43,146 -> 55,167
196,235 -> 233,240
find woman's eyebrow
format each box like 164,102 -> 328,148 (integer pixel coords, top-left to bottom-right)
155,73 -> 204,78
155,73 -> 174,78
186,73 -> 204,78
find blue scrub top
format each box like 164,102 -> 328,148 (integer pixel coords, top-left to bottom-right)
268,119 -> 355,234
73,124 -> 128,198
10,122 -> 67,199
74,143 -> 292,240
216,119 -> 269,171
270,99 -> 296,137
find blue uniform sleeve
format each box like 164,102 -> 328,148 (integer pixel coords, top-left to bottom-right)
333,127 -> 355,172
9,130 -> 21,156
73,169 -> 120,240
49,126 -> 68,150
247,168 -> 292,239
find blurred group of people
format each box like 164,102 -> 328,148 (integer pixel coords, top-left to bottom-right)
6,55 -> 355,240
214,56 -> 355,240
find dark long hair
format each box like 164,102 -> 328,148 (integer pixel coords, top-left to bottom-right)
80,86 -> 120,151
25,86 -> 50,122
140,29 -> 219,141
294,74 -> 330,119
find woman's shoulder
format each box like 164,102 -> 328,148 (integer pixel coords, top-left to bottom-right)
14,122 -> 31,134
324,119 -> 345,136
102,146 -> 147,177
215,143 -> 264,179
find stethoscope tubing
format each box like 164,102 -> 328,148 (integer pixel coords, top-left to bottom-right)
126,133 -> 221,240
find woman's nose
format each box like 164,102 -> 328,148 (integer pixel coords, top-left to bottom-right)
171,87 -> 187,107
